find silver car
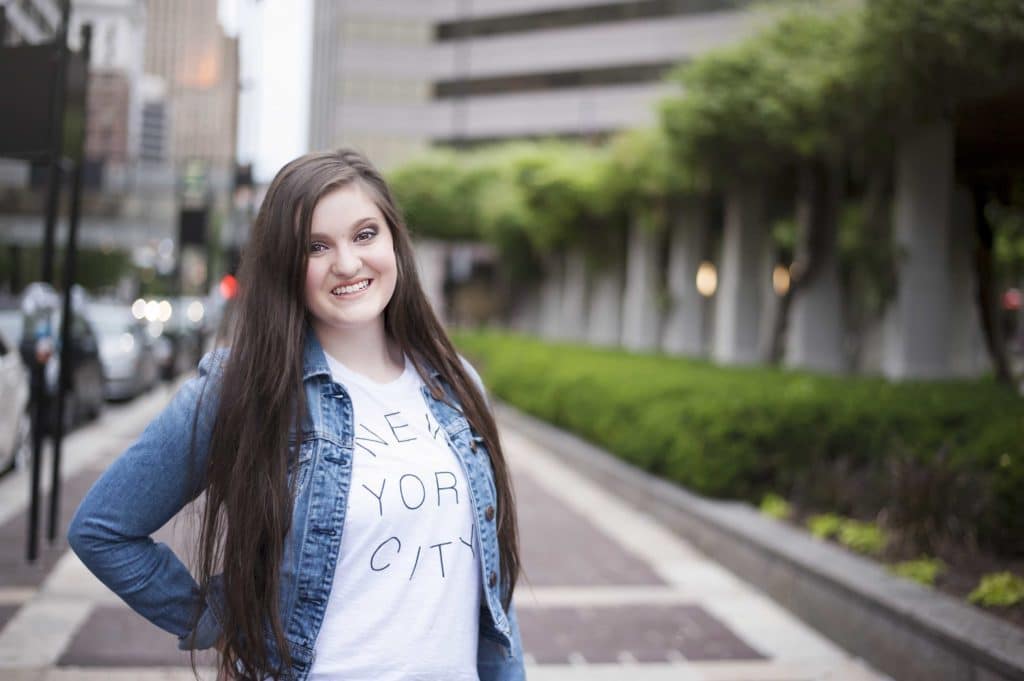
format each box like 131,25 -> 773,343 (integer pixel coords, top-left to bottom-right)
0,318 -> 31,473
90,302 -> 159,401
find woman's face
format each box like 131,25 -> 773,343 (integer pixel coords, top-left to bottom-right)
304,182 -> 398,339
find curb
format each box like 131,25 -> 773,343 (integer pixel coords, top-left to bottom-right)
495,401 -> 1024,681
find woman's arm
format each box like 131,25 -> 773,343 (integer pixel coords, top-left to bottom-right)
67,348 -> 229,649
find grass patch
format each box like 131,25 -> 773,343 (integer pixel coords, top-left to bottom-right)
889,558 -> 946,586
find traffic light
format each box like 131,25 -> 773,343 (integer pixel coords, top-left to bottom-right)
219,273 -> 238,300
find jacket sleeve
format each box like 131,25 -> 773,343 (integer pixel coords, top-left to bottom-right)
67,348 -> 229,650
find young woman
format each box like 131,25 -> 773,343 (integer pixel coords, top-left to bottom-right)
68,149 -> 524,681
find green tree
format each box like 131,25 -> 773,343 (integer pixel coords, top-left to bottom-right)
660,6 -> 865,363
853,0 -> 1024,385
387,149 -> 486,241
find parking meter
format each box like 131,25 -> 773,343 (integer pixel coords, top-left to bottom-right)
21,282 -> 59,385
20,282 -> 59,563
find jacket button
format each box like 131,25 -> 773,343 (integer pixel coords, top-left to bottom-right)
484,505 -> 495,521
488,571 -> 497,588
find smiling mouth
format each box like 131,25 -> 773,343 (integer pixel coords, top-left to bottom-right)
331,279 -> 372,296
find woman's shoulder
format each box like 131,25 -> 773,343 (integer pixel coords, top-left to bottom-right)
456,353 -> 487,399
197,346 -> 231,379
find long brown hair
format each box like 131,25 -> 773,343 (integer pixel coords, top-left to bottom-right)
188,149 -> 519,680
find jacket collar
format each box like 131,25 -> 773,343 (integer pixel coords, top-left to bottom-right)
301,326 -> 332,381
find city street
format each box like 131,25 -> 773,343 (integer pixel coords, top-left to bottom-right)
1,1 -> 1021,679
0,378 -> 889,680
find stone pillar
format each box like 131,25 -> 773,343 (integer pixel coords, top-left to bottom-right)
621,218 -> 663,351
882,121 -> 954,379
587,253 -> 624,347
662,200 -> 709,356
786,167 -> 845,373
413,238 -> 448,323
538,252 -> 565,340
713,183 -> 770,365
787,256 -> 844,373
560,249 -> 588,342
948,185 -> 988,377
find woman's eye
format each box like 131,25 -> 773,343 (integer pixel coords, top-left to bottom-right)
356,227 -> 378,242
310,242 -> 327,253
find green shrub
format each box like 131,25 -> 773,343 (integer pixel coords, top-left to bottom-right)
452,330 -> 1024,553
837,520 -> 888,556
968,572 -> 1024,607
807,513 -> 844,540
888,558 -> 946,586
759,493 -> 792,520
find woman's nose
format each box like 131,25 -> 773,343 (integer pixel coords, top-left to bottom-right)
330,245 -> 361,277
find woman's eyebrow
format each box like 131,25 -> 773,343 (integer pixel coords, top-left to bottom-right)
310,216 -> 378,239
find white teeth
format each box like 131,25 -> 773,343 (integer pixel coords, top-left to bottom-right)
333,280 -> 370,295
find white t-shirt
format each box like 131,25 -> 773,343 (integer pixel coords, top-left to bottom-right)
308,352 -> 482,681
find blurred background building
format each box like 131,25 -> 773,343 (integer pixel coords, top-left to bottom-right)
308,0 -> 764,169
0,0 -> 238,299
305,0 -> 769,334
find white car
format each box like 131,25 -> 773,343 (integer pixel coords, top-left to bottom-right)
0,322 -> 31,473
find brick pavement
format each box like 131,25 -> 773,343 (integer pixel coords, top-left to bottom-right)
0,386 -> 891,680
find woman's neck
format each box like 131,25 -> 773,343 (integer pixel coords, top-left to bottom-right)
313,320 -> 405,383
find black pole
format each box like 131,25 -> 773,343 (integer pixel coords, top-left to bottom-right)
49,22 -> 92,544
27,0 -> 71,564
9,245 -> 21,292
27,350 -> 47,563
39,0 -> 71,285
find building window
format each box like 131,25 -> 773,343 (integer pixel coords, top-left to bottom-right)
433,61 -> 679,98
435,0 -> 747,41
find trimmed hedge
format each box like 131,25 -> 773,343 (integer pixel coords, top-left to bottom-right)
453,330 -> 1024,555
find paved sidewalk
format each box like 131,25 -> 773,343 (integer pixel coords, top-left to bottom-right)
0,385 -> 891,680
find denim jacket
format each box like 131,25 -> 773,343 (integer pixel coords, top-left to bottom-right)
68,330 -> 525,681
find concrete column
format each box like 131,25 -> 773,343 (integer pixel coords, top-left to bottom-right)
787,257 -> 844,373
560,249 -> 588,342
713,183 -> 771,365
882,121 -> 954,379
948,185 -> 988,377
662,200 -> 710,356
786,168 -> 845,373
413,238 -> 448,323
587,253 -> 625,347
621,218 -> 663,351
538,253 -> 565,340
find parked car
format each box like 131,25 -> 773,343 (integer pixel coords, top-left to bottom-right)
0,302 -> 23,359
154,296 -> 207,380
18,283 -> 105,432
0,319 -> 31,473
90,301 -> 159,401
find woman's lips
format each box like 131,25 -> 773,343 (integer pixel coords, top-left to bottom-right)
332,279 -> 373,297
